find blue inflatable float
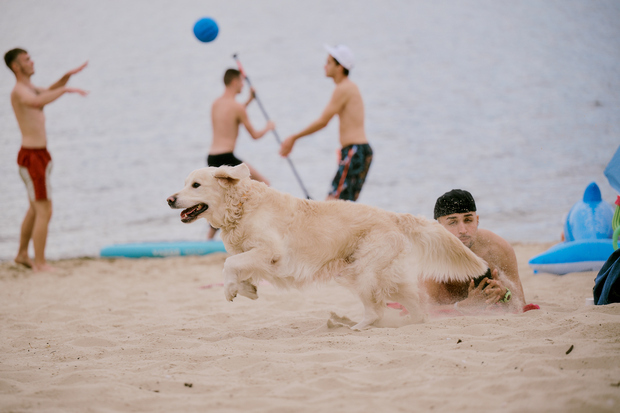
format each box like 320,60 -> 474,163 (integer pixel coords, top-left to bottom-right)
100,240 -> 227,258
604,145 -> 620,194
529,182 -> 615,275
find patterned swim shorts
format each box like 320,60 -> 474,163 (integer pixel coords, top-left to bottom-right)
328,143 -> 373,201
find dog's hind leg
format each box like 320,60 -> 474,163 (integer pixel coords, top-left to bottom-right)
390,285 -> 427,324
351,295 -> 385,330
347,231 -> 411,329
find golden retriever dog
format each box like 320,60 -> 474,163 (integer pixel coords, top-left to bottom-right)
167,164 -> 489,329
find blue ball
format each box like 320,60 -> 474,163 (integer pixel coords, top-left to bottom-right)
193,17 -> 219,43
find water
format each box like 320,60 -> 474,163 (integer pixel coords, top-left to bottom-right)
1,0 -> 619,261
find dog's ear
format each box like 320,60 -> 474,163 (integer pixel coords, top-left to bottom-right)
213,164 -> 251,187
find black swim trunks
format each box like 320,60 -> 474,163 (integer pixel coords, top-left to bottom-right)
328,143 -> 373,201
207,152 -> 243,167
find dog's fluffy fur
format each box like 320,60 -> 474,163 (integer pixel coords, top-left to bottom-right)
168,164 -> 489,329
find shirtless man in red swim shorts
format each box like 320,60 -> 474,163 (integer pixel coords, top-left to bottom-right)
5,48 -> 88,272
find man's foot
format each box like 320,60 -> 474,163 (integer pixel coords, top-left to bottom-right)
33,263 -> 55,273
14,254 -> 33,269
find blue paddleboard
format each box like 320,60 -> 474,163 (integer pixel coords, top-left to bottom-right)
100,240 -> 227,258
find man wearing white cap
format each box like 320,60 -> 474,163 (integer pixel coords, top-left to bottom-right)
280,45 -> 372,201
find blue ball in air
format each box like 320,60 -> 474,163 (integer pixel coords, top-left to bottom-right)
193,18 -> 219,43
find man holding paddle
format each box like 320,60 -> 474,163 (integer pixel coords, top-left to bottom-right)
280,45 -> 373,201
208,68 -> 274,183
207,68 -> 275,239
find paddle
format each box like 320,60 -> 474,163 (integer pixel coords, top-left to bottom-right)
233,53 -> 312,200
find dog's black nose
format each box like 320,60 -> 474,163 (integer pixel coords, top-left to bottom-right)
167,196 -> 176,206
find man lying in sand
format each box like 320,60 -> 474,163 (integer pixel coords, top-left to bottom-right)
5,48 -> 88,272
422,189 -> 526,312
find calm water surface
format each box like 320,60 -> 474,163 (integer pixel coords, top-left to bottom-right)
1,0 -> 618,260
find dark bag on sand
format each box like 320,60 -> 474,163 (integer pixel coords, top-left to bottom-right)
593,248 -> 620,305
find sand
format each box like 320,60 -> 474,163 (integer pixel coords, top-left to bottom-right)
1,243 -> 619,413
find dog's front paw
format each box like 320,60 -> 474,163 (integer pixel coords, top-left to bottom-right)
238,280 -> 258,300
224,281 -> 238,301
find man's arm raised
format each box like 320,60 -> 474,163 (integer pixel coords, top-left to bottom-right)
49,61 -> 88,90
238,104 -> 275,140
280,86 -> 346,157
15,84 -> 88,109
244,88 -> 256,108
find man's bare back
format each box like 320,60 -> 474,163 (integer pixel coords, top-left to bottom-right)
209,72 -> 274,156
329,77 -> 368,147
205,69 -> 274,239
210,94 -> 243,154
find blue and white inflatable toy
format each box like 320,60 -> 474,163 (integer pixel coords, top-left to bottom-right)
563,182 -> 614,242
529,182 -> 615,275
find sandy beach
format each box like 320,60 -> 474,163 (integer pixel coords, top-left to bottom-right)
1,1 -> 619,411
1,243 -> 619,412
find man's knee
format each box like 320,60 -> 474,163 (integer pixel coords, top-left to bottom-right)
33,200 -> 53,219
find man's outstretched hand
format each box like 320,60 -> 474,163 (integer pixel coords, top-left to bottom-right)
280,136 -> 295,157
66,87 -> 89,96
66,61 -> 88,76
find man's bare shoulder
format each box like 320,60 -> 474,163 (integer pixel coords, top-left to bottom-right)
12,82 -> 29,96
213,95 -> 244,112
213,97 -> 243,123
334,78 -> 360,95
475,228 -> 516,257
13,82 -> 42,99
11,83 -> 29,106
211,94 -> 226,108
330,79 -> 361,110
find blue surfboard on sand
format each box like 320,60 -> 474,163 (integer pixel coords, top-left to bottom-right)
100,240 -> 227,258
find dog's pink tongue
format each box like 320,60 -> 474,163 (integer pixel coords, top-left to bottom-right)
180,205 -> 197,219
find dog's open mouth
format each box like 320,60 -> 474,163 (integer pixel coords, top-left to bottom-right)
180,203 -> 208,223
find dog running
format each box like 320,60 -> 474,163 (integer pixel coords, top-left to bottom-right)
167,164 -> 490,329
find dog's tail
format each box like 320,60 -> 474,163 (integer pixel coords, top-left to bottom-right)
398,215 -> 489,283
